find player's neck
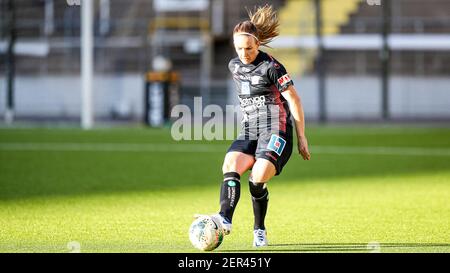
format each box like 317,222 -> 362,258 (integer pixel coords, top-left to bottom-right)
242,50 -> 262,66
251,51 -> 261,64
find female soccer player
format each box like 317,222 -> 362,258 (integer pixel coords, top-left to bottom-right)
199,5 -> 311,247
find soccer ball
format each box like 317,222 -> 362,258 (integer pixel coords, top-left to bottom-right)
189,215 -> 224,251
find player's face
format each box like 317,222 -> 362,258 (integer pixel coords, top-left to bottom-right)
233,34 -> 260,65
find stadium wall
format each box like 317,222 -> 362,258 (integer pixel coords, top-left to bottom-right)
1,75 -> 449,122
0,74 -> 144,121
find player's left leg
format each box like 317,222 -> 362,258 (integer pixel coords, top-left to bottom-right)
249,159 -> 276,247
250,128 -> 294,247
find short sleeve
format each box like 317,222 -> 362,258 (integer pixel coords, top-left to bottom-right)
267,61 -> 294,92
228,60 -> 234,73
228,59 -> 239,74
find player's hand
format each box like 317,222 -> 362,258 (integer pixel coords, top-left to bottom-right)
297,136 -> 311,160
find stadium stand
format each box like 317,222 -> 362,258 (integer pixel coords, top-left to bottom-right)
3,0 -> 448,77
320,0 -> 450,75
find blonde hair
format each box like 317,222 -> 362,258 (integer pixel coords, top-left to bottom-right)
233,4 -> 280,47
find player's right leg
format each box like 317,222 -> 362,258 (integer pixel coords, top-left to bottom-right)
215,151 -> 255,234
195,139 -> 256,235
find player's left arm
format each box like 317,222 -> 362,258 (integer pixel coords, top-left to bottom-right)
282,85 -> 311,160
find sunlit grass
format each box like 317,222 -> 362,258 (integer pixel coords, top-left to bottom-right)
1,126 -> 449,252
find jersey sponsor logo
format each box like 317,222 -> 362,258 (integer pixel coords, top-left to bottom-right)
239,95 -> 266,108
241,82 -> 250,95
267,134 -> 286,156
277,74 -> 291,87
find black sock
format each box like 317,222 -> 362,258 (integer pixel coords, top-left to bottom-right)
219,172 -> 241,223
249,181 -> 269,230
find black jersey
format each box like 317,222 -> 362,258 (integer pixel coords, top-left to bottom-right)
228,51 -> 294,135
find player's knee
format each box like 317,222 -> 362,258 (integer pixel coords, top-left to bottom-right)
251,160 -> 276,182
250,172 -> 264,183
223,152 -> 241,173
250,169 -> 272,183
222,159 -> 233,173
222,153 -> 254,174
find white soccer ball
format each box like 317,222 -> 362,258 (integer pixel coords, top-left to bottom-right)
189,215 -> 224,251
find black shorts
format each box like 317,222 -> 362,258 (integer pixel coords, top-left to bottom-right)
227,125 -> 293,176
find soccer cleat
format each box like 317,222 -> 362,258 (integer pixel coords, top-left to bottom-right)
253,229 -> 268,247
193,213 -> 232,235
210,213 -> 232,235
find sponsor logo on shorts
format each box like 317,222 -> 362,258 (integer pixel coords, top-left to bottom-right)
267,134 -> 286,156
265,152 -> 278,162
228,181 -> 236,187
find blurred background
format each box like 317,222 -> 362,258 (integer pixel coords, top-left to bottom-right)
1,1 -> 450,253
0,0 -> 449,127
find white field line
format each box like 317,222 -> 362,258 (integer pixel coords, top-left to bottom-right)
1,142 -> 450,156
312,146 -> 450,156
0,143 -> 226,153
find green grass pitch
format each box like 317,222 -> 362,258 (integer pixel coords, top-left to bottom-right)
0,126 -> 449,253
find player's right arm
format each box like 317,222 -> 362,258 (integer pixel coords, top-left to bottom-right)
267,59 -> 311,161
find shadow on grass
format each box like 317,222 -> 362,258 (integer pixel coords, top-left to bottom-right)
218,243 -> 450,253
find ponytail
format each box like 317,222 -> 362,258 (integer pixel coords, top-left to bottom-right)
233,4 -> 280,47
